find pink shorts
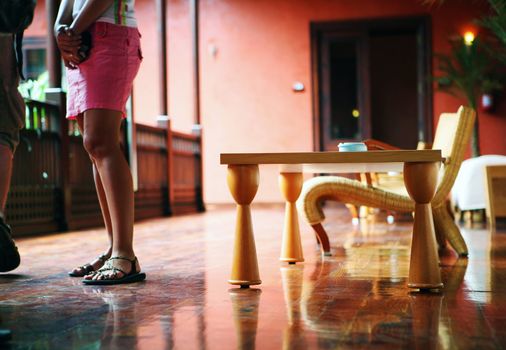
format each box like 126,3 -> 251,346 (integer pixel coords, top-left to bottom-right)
65,22 -> 142,119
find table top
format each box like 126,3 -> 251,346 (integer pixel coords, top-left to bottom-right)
220,150 -> 443,173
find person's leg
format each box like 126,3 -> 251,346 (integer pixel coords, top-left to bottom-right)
80,109 -> 139,280
92,164 -> 114,250
0,144 -> 20,272
70,116 -> 113,275
0,144 -> 13,214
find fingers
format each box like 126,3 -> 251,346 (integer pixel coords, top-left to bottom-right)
56,28 -> 82,53
57,37 -> 81,52
58,41 -> 81,53
57,32 -> 81,45
61,46 -> 82,66
57,27 -> 85,68
63,58 -> 77,70
65,52 -> 82,65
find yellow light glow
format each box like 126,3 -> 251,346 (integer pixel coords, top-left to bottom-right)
464,31 -> 475,46
352,109 -> 360,118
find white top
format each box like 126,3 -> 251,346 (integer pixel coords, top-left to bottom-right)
73,0 -> 137,28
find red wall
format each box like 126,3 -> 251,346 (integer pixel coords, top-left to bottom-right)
26,0 -> 506,203
431,2 -> 506,157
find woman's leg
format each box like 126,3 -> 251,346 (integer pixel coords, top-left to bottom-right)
70,115 -> 113,275
80,109 -> 139,280
92,164 -> 114,248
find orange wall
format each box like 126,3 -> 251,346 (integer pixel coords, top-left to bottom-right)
27,0 -> 506,204
196,0 -> 506,203
134,0 -> 196,133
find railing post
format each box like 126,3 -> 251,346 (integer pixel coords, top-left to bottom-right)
156,0 -> 169,116
46,0 -> 62,88
46,88 -> 70,230
192,124 -> 205,212
157,115 -> 174,215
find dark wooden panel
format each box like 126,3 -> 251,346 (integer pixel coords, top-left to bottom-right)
7,121 -> 63,236
135,124 -> 169,220
172,132 -> 203,214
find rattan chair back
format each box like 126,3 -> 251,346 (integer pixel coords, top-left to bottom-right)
432,106 -> 476,207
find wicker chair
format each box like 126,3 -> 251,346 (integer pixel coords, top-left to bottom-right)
297,106 -> 475,257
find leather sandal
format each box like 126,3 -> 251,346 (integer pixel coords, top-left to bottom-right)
82,256 -> 146,285
68,254 -> 109,277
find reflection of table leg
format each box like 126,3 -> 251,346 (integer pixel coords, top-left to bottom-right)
279,173 -> 304,264
227,165 -> 261,287
404,162 -> 443,290
229,288 -> 262,350
280,266 -> 307,350
409,293 -> 443,348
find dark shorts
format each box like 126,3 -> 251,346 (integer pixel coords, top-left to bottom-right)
0,34 -> 25,153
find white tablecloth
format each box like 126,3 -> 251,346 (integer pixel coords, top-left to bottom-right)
451,155 -> 506,210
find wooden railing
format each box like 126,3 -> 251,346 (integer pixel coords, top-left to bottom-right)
6,100 -> 63,235
172,130 -> 204,214
135,124 -> 169,220
6,96 -> 204,236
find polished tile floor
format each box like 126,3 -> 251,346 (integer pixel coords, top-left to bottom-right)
1,204 -> 506,349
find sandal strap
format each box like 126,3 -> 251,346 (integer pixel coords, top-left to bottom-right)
109,256 -> 137,263
97,256 -> 137,274
97,266 -> 128,276
97,254 -> 109,263
90,256 -> 140,280
110,256 -> 139,274
74,254 -> 109,274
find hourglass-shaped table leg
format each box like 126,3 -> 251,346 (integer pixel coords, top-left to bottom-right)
227,165 -> 262,287
403,161 -> 443,290
279,172 -> 304,264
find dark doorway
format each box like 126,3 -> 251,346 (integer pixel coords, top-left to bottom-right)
311,17 -> 432,151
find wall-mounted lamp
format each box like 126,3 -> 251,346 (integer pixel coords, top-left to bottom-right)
292,82 -> 305,92
463,31 -> 475,46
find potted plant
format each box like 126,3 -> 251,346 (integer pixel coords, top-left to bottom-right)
425,0 -> 506,156
434,36 -> 503,157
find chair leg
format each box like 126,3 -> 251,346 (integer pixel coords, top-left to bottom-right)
445,198 -> 455,221
434,223 -> 447,251
345,204 -> 360,220
433,205 -> 468,257
433,201 -> 454,251
311,223 -> 331,256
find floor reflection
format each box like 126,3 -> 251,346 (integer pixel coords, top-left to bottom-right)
1,206 -> 506,349
295,254 -> 471,349
229,288 -> 261,350
280,266 -> 307,350
89,287 -> 142,350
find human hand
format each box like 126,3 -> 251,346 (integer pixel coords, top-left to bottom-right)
56,26 -> 82,68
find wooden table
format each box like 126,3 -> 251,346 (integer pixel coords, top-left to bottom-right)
220,150 -> 444,291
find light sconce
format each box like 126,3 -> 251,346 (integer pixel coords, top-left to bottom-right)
463,31 -> 475,46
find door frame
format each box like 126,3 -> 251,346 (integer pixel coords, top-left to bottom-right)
310,16 -> 433,151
